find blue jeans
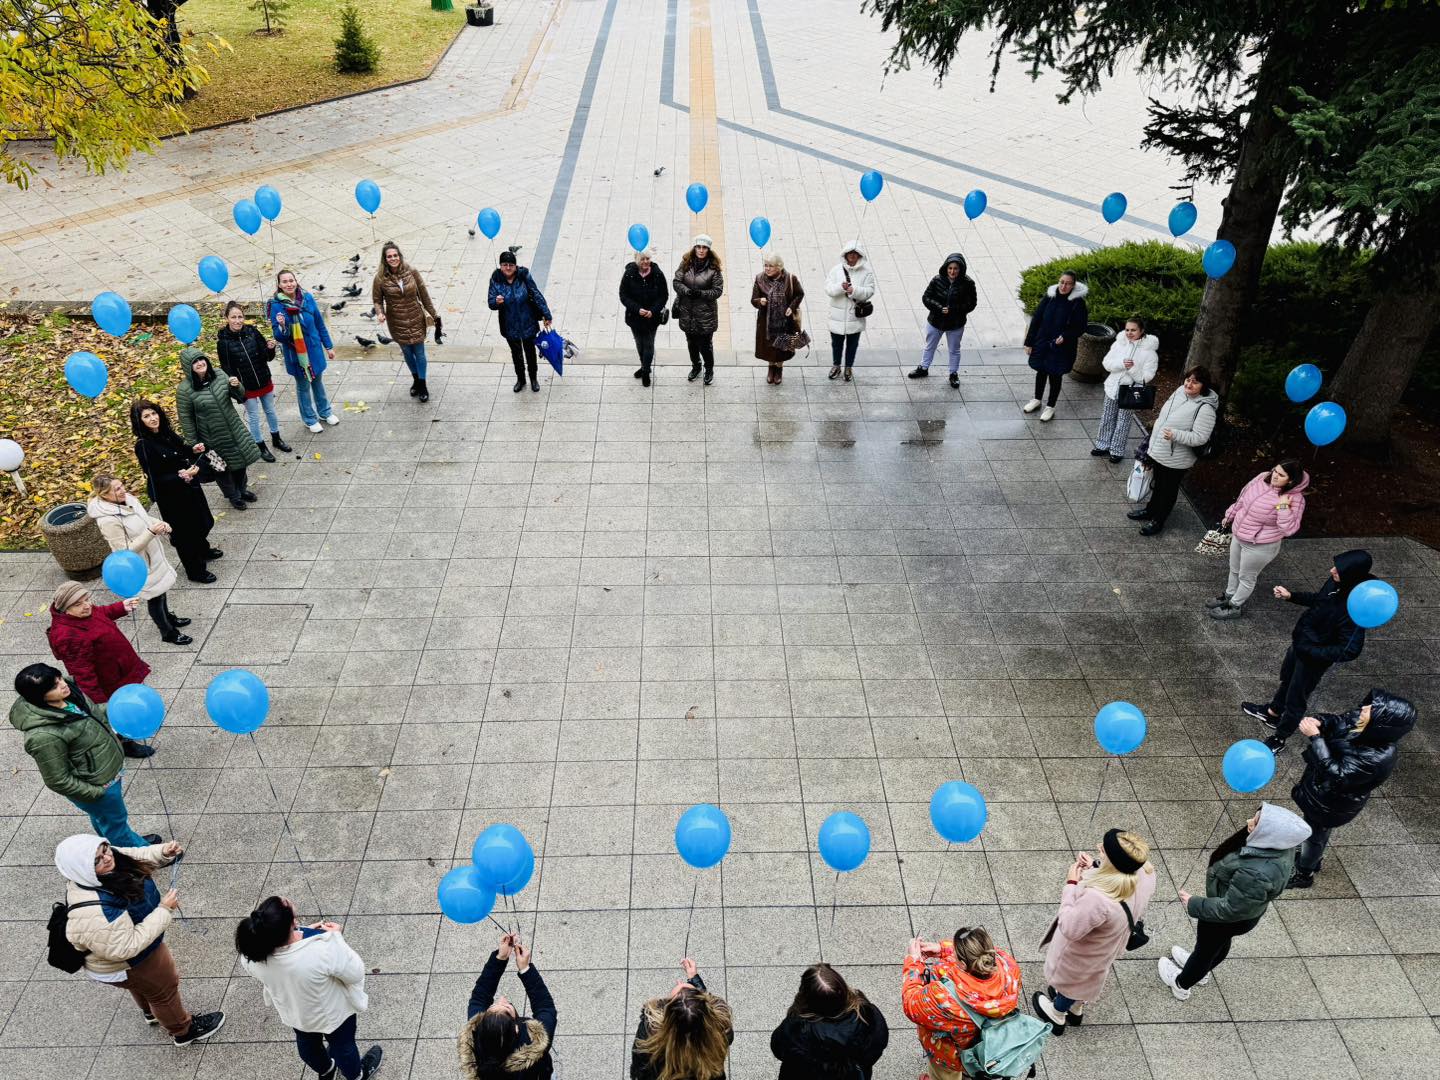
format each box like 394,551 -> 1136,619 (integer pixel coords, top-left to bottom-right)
921,324 -> 964,372
242,391 -> 282,441
399,342 -> 427,380
293,373 -> 333,427
295,1013 -> 361,1080
69,778 -> 146,847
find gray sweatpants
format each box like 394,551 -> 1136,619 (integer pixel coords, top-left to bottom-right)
1226,537 -> 1283,606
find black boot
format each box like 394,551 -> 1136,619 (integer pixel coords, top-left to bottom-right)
120,738 -> 156,759
269,432 -> 292,453
409,375 -> 421,397
256,441 -> 276,463
417,379 -> 429,403
529,362 -> 540,392
641,368 -> 652,388
688,363 -> 702,382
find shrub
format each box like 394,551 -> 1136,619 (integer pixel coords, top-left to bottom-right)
334,3 -> 380,75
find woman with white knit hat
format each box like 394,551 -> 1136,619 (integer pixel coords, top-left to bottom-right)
672,234 -> 725,385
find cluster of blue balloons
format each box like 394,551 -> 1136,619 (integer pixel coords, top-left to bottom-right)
355,179 -> 382,216
438,824 -> 535,924
476,207 -> 501,240
234,184 -> 283,235
1283,363 -> 1349,446
206,669 -> 270,734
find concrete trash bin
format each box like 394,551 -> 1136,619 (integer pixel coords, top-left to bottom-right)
1070,322 -> 1116,383
40,502 -> 108,579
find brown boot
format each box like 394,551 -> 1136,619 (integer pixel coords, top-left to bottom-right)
775,364 -> 784,384
766,365 -> 777,384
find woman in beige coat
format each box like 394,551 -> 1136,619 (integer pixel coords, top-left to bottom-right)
87,473 -> 191,645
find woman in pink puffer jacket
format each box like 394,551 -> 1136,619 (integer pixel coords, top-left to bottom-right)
1208,460 -> 1309,619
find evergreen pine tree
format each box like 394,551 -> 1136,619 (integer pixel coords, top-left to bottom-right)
334,3 -> 380,75
248,0 -> 290,35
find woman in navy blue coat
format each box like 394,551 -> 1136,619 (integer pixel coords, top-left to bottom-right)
1023,270 -> 1089,420
488,249 -> 554,394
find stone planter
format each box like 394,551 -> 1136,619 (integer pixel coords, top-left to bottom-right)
40,502 -> 108,579
1069,322 -> 1117,383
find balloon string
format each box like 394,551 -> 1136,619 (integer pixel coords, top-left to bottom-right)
1086,757 -> 1114,829
488,914 -> 508,934
927,842 -> 952,904
143,744 -> 200,933
1156,795 -> 1235,935
681,874 -> 699,959
829,870 -> 841,932
248,733 -> 326,921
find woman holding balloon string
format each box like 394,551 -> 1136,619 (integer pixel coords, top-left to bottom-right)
87,473 -> 192,645
268,268 -> 341,433
461,931 -> 557,1080
672,234 -> 724,384
631,958 -> 733,1080
752,252 -> 805,385
131,400 -> 220,584
175,347 -> 262,511
217,300 -> 291,462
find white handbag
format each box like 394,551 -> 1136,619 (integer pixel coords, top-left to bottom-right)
1126,460 -> 1153,503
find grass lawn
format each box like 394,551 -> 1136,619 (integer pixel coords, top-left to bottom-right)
177,0 -> 464,131
0,314 -> 190,551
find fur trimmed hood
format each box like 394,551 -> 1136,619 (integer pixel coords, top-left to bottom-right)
459,1015 -> 551,1078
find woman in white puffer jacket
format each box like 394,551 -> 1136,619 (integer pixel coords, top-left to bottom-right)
1092,317 -> 1160,462
823,242 -> 876,382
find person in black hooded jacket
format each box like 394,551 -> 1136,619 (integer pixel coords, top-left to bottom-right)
460,933 -> 556,1080
909,253 -> 977,387
771,963 -> 888,1080
1242,549 -> 1372,751
1288,689 -> 1416,889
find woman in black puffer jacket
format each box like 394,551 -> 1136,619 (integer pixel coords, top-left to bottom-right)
216,301 -> 291,462
771,964 -> 888,1080
672,236 -> 724,385
1288,689 -> 1416,889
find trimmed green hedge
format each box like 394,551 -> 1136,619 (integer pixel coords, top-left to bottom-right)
1019,241 -> 1438,424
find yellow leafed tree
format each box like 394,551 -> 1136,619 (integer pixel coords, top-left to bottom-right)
0,0 -> 225,189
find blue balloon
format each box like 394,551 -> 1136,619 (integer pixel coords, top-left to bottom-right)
495,843 -> 535,897
964,189 -> 987,220
1168,202 -> 1198,237
818,811 -> 870,873
1101,192 -> 1128,224
929,781 -> 987,843
197,256 -> 229,294
1304,401 -> 1347,446
627,223 -> 650,252
749,216 -> 772,248
232,199 -> 262,236
860,170 -> 884,202
167,304 -> 202,345
355,179 -> 382,215
108,684 -> 164,741
477,207 -> 502,240
205,669 -> 271,734
1222,739 -> 1276,794
91,292 -> 132,338
675,804 -> 732,869
685,183 -> 709,214
1285,363 -> 1323,404
1202,239 -> 1237,279
101,550 -> 147,598
472,824 -> 529,888
254,185 -> 282,221
64,351 -> 108,398
1347,580 -> 1399,629
438,865 -> 496,924
1094,700 -> 1147,755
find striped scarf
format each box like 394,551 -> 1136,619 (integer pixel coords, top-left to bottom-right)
275,291 -> 313,381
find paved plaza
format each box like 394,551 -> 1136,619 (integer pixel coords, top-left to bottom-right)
2,3 -> 1438,1080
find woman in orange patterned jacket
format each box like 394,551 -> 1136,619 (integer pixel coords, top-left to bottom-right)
901,927 -> 1022,1079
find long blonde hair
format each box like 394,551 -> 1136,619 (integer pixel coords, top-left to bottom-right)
635,987 -> 733,1080
1083,831 -> 1152,902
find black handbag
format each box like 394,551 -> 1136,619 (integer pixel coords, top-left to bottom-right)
656,308 -> 670,325
1119,899 -> 1150,951
844,268 -> 874,318
1117,382 -> 1156,410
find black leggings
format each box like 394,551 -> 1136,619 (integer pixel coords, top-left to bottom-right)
1145,460 -> 1185,525
507,337 -> 538,381
831,332 -> 860,368
1034,370 -> 1063,406
685,331 -> 715,373
631,325 -> 657,371
1177,916 -> 1261,989
146,594 -> 179,635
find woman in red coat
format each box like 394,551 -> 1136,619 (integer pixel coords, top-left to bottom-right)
46,581 -> 153,759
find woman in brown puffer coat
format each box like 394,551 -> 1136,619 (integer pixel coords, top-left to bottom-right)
372,240 -> 440,403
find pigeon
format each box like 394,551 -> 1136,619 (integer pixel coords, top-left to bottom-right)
329,301 -> 346,312
467,227 -> 476,237
342,265 -> 360,276
378,334 -> 393,345
341,284 -> 362,297
348,253 -> 360,263
355,336 -> 375,349
361,307 -> 377,319
654,166 -> 666,176
510,243 -> 524,253
313,284 -> 325,293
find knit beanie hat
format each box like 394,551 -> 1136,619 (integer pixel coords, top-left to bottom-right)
51,581 -> 90,613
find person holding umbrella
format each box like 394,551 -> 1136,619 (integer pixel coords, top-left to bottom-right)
488,249 -> 553,394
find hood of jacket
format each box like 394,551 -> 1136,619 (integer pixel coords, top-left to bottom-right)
458,1014 -> 550,1078
937,252 -> 967,278
774,1011 -> 874,1063
1045,280 -> 1089,301
55,833 -> 104,888
1245,802 -> 1312,851
1357,689 -> 1417,746
8,682 -> 91,734
1333,549 -> 1374,599
1134,333 -> 1159,354
85,493 -> 137,523
179,346 -> 215,389
840,240 -> 867,267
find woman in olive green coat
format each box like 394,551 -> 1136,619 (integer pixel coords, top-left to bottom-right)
176,346 -> 261,510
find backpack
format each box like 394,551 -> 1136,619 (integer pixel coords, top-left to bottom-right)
953,997 -> 1051,1080
47,896 -> 100,973
1195,399 -> 1223,459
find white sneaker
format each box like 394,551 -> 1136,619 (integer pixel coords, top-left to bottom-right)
324,413 -> 340,426
1022,398 -> 1043,413
1157,956 -> 1192,1000
1039,406 -> 1056,422
306,422 -> 323,434
1170,946 -> 1211,985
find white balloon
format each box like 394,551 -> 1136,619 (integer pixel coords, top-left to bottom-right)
0,439 -> 23,473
